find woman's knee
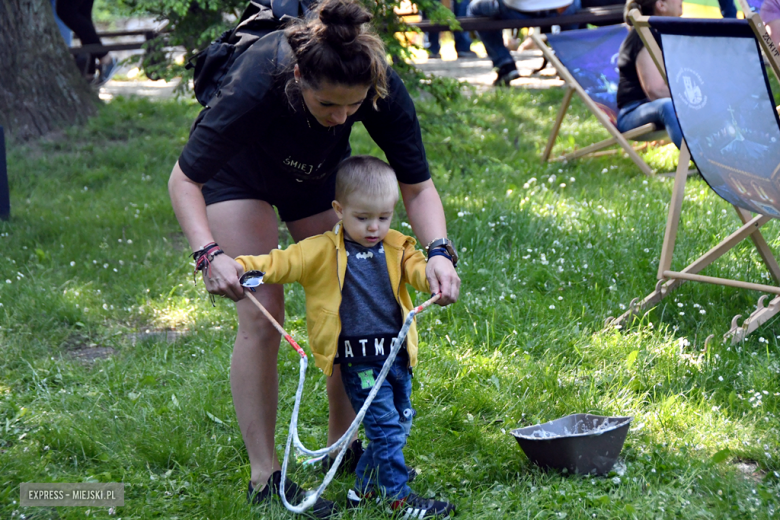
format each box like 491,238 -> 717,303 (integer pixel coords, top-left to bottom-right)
236,287 -> 284,337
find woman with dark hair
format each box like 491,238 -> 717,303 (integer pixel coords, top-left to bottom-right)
168,0 -> 460,516
616,0 -> 683,148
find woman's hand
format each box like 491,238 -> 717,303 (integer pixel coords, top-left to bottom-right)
202,254 -> 246,302
426,255 -> 460,305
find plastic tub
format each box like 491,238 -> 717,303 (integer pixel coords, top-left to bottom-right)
510,413 -> 633,475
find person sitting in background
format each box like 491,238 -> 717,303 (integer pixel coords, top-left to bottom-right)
467,0 -> 582,85
425,0 -> 479,59
616,0 -> 683,149
760,0 -> 780,46
56,0 -> 117,86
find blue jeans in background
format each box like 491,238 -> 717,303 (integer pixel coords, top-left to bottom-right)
50,0 -> 73,45
467,0 -> 582,68
718,0 -> 737,18
340,356 -> 415,500
426,0 -> 474,55
617,98 -> 683,150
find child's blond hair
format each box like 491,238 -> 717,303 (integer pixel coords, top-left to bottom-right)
335,155 -> 399,205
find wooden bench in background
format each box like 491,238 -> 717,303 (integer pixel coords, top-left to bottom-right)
68,28 -> 166,56
410,4 -> 624,33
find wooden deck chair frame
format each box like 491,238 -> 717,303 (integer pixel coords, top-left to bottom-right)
610,9 -> 780,343
532,30 -> 662,177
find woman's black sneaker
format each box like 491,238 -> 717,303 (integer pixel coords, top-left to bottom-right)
321,439 -> 417,481
248,470 -> 338,519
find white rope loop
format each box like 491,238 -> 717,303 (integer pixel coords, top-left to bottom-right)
279,294 -> 440,513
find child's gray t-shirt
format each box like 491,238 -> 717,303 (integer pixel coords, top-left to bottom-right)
334,239 -> 404,364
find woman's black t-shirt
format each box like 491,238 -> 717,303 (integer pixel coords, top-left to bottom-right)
616,29 -> 649,110
178,31 -> 430,186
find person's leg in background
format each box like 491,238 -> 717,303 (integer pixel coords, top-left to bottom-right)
617,98 -> 683,149
558,0 -> 583,31
717,0 -> 737,18
468,0 -> 528,84
422,4 -> 442,58
453,0 -> 478,57
56,0 -> 117,84
50,0 -> 73,46
426,31 -> 442,58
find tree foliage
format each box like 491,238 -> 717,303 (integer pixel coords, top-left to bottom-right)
127,0 -> 464,102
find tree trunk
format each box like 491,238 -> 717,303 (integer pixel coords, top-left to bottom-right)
0,0 -> 97,141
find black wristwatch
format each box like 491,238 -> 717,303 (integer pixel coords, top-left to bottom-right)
426,238 -> 458,267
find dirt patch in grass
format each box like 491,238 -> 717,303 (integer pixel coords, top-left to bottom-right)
734,460 -> 765,482
67,346 -> 117,362
125,328 -> 186,345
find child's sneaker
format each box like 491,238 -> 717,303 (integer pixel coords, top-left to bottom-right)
346,488 -> 380,509
347,489 -> 454,518
390,492 -> 455,518
248,470 -> 338,519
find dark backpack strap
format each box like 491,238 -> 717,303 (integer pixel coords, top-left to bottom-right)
271,0 -> 300,19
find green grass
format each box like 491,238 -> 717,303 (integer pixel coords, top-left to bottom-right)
1,88 -> 779,519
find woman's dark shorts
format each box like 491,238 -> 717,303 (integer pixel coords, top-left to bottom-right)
201,159 -> 338,223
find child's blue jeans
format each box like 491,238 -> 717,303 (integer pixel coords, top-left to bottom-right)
340,356 -> 415,500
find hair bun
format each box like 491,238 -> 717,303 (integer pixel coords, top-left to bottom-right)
319,0 -> 372,27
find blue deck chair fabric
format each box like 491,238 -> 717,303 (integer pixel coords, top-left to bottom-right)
538,24 -> 665,175
613,13 -> 780,342
545,24 -> 629,124
651,17 -> 780,217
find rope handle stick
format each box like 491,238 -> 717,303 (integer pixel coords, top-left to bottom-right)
244,291 -> 307,358
278,293 -> 441,513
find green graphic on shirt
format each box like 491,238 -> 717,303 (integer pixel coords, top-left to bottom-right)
358,370 -> 375,389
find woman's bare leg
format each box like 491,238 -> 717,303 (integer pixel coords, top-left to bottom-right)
207,199 -> 283,489
286,209 -> 358,447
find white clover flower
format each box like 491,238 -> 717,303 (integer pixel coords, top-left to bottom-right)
549,304 -> 556,309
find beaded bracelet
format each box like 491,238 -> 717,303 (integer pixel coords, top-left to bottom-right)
191,242 -> 224,280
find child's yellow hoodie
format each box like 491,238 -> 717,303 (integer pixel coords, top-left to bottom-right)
235,222 -> 431,376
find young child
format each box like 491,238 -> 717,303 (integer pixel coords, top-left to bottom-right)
234,155 -> 456,518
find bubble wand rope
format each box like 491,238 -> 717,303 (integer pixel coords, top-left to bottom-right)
242,284 -> 439,514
